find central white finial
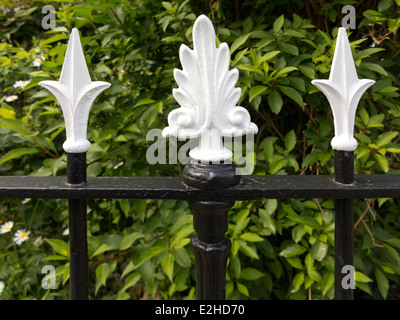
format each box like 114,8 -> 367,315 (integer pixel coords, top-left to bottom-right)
162,15 -> 258,162
312,27 -> 375,152
39,28 -> 111,153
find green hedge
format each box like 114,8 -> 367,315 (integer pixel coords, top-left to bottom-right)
0,0 -> 400,300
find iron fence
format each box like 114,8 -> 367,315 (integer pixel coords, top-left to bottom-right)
1,15 -> 399,301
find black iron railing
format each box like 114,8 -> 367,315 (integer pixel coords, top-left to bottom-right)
1,15 -> 398,301
1,159 -> 400,299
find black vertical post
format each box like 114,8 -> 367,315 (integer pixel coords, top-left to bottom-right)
67,152 -> 88,300
183,162 -> 239,300
334,150 -> 354,300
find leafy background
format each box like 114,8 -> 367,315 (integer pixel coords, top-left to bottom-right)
0,0 -> 400,300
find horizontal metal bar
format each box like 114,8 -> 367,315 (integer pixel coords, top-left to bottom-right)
1,174 -> 400,201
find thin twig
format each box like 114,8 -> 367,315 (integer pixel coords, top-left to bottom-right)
361,219 -> 385,248
354,200 -> 371,230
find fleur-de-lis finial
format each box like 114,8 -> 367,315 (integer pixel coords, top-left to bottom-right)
39,29 -> 111,153
162,15 -> 258,162
312,27 -> 375,151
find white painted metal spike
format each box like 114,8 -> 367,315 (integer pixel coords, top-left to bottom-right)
39,28 -> 111,153
162,15 -> 258,162
312,27 -> 375,152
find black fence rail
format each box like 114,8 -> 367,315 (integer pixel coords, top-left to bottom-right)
1,173 -> 400,201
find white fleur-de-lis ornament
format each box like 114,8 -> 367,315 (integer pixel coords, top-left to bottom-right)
312,27 -> 375,152
162,15 -> 258,162
39,29 -> 111,153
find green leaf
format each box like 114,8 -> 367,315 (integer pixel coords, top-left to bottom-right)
263,137 -> 277,162
292,224 -> 306,243
172,223 -> 194,245
41,34 -> 69,45
120,261 -> 135,279
355,271 -> 373,283
0,148 -> 39,165
367,114 -> 385,128
279,42 -> 299,55
96,263 -> 113,286
273,15 -> 285,33
374,153 -> 389,172
249,85 -> 267,102
172,247 -> 191,268
118,199 -> 130,218
45,238 -> 69,257
56,263 -> 70,285
236,64 -> 264,76
318,30 -> 332,46
356,146 -> 370,159
230,34 -> 250,55
285,29 -> 305,38
376,131 -> 398,147
161,1 -> 172,10
238,239 -> 260,259
378,0 -> 393,12
298,65 -> 316,79
267,90 -> 283,114
385,245 -> 400,264
280,86 -> 304,109
280,244 -> 307,258
241,268 -> 265,280
310,241 -> 328,261
121,271 -> 141,292
42,255 -> 69,261
240,232 -> 264,242
357,48 -> 385,60
321,272 -> 334,296
362,62 -> 388,76
0,108 -> 16,119
137,245 -> 167,267
308,269 -> 323,283
286,257 -> 303,269
284,130 -> 296,152
259,209 -> 276,234
133,99 -> 156,108
171,238 -> 190,250
276,66 -> 298,78
386,238 -> 400,248
265,199 -> 278,215
243,16 -> 253,33
256,51 -> 280,65
161,253 -> 175,281
291,272 -> 305,293
237,282 -> 249,297
91,244 -> 111,258
231,254 -> 241,279
99,234 -> 123,251
269,158 -> 286,174
234,217 -> 251,236
119,232 -> 145,251
375,268 -> 389,299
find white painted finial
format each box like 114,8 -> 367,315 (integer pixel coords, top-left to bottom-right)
162,15 -> 258,162
39,28 -> 111,153
312,28 -> 375,151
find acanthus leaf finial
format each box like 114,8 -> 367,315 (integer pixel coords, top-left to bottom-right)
312,27 -> 375,152
39,28 -> 111,153
162,15 -> 258,162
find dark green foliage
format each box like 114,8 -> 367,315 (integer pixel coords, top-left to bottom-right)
0,0 -> 400,300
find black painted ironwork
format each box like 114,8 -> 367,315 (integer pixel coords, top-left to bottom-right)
1,174 -> 400,200
67,152 -> 89,300
334,150 -> 355,300
184,162 -> 238,300
1,158 -> 400,299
